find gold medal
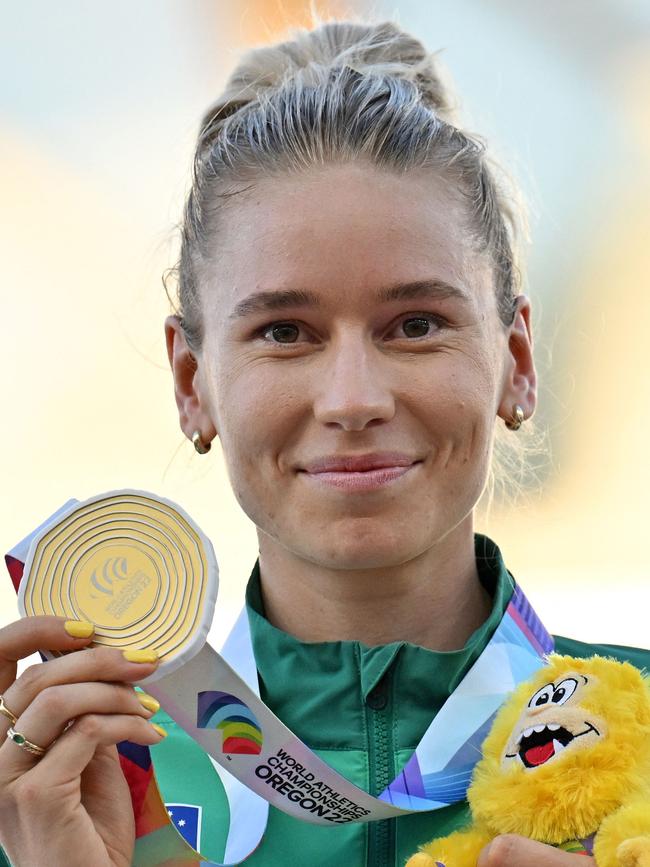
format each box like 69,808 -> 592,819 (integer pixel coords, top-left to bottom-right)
19,490 -> 218,678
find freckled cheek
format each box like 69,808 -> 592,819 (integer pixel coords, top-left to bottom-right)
408,377 -> 491,439
215,370 -> 304,479
406,379 -> 494,481
220,434 -> 286,535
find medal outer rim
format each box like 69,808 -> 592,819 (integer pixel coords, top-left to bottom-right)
17,488 -> 219,685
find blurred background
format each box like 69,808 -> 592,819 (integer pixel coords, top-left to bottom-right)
1,0 -> 649,647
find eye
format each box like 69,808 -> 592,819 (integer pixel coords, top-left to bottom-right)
262,322 -> 302,344
528,683 -> 554,709
392,314 -> 446,340
552,678 -> 578,705
258,314 -> 447,346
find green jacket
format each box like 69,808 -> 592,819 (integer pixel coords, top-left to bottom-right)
1,535 -> 648,866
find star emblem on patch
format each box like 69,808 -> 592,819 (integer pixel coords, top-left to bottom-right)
164,803 -> 202,849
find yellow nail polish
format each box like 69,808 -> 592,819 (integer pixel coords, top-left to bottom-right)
123,649 -> 159,664
151,723 -> 167,738
64,620 -> 95,639
138,693 -> 160,714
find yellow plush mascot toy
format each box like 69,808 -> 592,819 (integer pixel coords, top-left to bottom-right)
406,655 -> 650,867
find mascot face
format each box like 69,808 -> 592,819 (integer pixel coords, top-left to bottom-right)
502,672 -> 605,770
468,655 -> 650,841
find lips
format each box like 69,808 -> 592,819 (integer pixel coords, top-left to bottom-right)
300,453 -> 419,473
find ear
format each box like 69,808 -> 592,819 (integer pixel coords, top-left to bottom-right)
164,315 -> 217,444
497,295 -> 537,425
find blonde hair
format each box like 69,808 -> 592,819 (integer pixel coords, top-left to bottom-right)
166,16 -> 546,509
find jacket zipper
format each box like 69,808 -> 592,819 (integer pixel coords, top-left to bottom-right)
366,673 -> 395,867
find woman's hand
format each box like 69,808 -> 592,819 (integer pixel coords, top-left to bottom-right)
0,616 -> 164,867
479,835 -> 596,866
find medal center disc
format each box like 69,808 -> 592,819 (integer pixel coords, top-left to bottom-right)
72,542 -> 161,628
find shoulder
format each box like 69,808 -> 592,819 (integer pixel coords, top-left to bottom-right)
553,633 -> 650,674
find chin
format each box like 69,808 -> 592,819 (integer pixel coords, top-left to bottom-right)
294,521 -> 430,571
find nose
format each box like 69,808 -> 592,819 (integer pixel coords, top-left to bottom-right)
312,331 -> 395,431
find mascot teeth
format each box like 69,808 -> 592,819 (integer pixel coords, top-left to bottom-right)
518,724 -> 575,768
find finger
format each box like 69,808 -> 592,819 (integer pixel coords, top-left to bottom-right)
0,681 -> 159,779
0,616 -> 95,691
34,713 -> 166,783
2,644 -> 159,734
479,835 -> 596,866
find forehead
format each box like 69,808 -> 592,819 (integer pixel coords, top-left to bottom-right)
206,162 -> 493,312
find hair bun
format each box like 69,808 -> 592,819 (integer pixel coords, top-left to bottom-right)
200,19 -> 460,141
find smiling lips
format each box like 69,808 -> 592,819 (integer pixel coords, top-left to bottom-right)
298,453 -> 421,492
301,452 -> 419,473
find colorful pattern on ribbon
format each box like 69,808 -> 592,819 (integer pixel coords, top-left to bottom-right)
197,691 -> 263,755
380,584 -> 554,809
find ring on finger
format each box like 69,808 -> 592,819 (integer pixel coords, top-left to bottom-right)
6,726 -> 47,757
0,695 -> 18,726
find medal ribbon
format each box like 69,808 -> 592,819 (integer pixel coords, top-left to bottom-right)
6,495 -> 554,866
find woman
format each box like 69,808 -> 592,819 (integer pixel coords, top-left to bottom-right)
0,19 -> 647,867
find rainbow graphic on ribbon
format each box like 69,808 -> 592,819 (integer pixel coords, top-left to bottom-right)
197,690 -> 263,755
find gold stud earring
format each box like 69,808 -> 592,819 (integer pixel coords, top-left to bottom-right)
505,404 -> 525,431
191,430 -> 211,454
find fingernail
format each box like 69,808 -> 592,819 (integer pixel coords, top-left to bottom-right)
151,723 -> 167,738
138,693 -> 160,714
123,649 -> 159,664
64,619 -> 95,639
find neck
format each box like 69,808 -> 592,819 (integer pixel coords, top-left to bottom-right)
256,519 -> 494,651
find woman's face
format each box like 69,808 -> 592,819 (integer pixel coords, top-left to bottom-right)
170,162 -> 535,570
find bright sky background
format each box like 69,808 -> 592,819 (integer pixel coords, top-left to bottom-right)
1,1 -> 649,650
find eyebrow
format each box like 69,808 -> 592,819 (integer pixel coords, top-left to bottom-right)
229,279 -> 470,319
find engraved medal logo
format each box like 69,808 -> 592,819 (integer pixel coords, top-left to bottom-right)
74,543 -> 160,627
90,556 -> 129,597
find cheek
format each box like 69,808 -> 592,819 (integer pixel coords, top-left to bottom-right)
408,359 -> 496,454
212,362 -> 303,497
214,356 -> 299,435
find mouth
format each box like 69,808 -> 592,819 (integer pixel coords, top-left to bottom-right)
300,464 -> 420,493
299,453 -> 421,474
507,722 -> 599,768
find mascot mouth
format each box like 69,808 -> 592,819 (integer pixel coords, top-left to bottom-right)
513,722 -> 598,768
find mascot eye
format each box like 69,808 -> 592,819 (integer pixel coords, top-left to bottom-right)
528,683 -> 554,708
551,678 -> 578,705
